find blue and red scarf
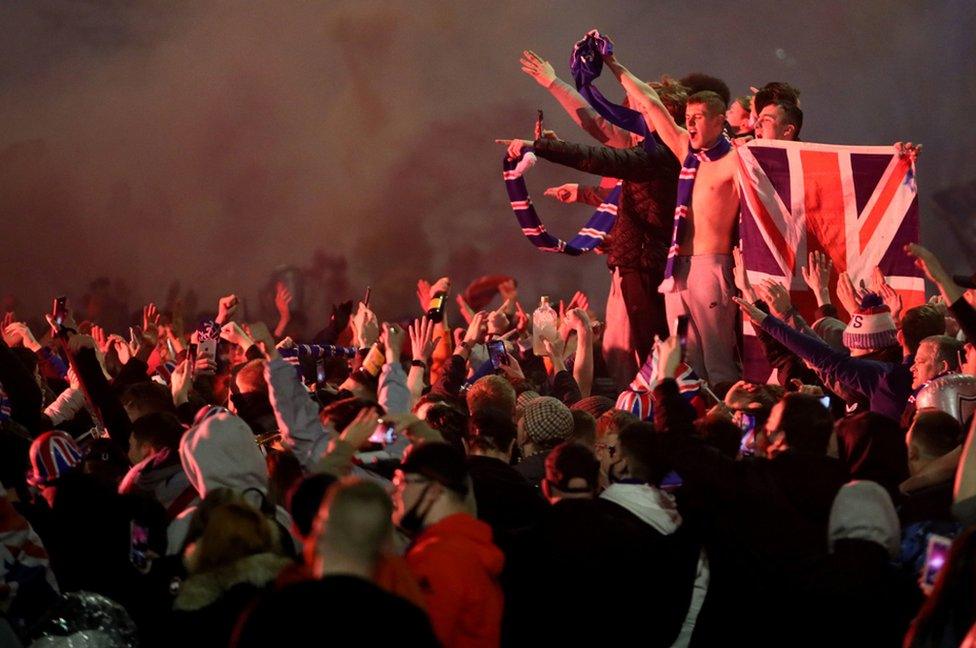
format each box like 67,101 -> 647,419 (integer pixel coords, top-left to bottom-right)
658,137 -> 733,292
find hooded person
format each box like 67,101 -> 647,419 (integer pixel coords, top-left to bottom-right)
598,422 -> 707,647
167,407 -> 298,556
168,495 -> 294,647
393,442 -> 504,648
118,412 -> 196,520
795,481 -> 923,647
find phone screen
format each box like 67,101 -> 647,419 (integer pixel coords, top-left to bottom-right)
54,296 -> 67,326
675,315 -> 689,357
488,340 -> 507,369
368,423 -> 397,445
923,534 -> 953,588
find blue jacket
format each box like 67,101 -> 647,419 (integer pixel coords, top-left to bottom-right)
759,315 -> 912,421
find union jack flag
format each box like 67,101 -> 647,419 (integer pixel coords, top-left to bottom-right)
616,346 -> 706,420
738,140 -> 924,380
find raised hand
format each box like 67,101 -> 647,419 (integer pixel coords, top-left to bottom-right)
487,299 -> 512,336
755,279 -> 792,319
565,307 -> 591,334
216,294 -> 238,326
732,296 -> 768,326
800,251 -> 833,306
351,302 -> 379,348
90,325 -> 111,354
416,279 -> 432,313
274,282 -> 293,337
520,49 -> 558,88
494,138 -> 533,160
220,321 -> 254,349
4,322 -> 41,352
904,243 -> 948,285
381,322 -> 405,365
171,359 -> 191,406
654,334 -> 682,382
836,271 -> 867,315
872,267 -> 904,324
498,279 -> 518,304
732,247 -> 757,302
339,406 -> 382,449
455,294 -> 475,325
463,311 -> 489,347
408,316 -> 440,364
543,336 -> 567,372
543,184 -> 580,203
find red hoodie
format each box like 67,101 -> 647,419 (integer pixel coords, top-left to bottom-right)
406,513 -> 505,648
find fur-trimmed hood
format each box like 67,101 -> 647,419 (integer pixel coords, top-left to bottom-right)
173,552 -> 292,611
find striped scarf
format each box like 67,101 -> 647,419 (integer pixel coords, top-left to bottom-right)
503,154 -> 622,255
658,137 -> 733,293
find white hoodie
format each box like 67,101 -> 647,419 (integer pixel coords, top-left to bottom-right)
601,482 -> 708,648
166,407 -> 297,554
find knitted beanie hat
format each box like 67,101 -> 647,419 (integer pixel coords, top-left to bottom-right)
28,431 -> 83,486
522,397 -> 574,446
842,293 -> 898,350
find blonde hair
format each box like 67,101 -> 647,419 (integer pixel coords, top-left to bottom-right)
186,499 -> 277,574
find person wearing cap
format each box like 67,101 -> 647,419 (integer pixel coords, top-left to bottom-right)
514,396 -> 575,489
736,294 -> 946,422
393,442 -> 504,648
541,441 -> 600,503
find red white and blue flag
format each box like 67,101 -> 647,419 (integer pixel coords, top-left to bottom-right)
737,139 -> 924,380
616,346 -> 707,420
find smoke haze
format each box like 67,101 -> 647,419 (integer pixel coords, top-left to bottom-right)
1,1 -> 974,329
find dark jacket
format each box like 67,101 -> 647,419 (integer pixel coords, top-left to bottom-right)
169,552 -> 293,648
503,496 -> 698,647
233,575 -> 438,648
532,136 -> 678,272
759,314 -> 914,421
467,455 -> 546,547
652,378 -> 848,647
0,340 -> 43,436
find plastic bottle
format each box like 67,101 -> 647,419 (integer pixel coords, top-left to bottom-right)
532,296 -> 558,356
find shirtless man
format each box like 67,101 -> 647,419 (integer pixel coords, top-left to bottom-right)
604,52 -> 741,385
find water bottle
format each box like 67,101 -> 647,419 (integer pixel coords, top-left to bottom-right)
532,296 -> 558,356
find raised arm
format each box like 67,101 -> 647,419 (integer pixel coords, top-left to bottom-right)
521,50 -> 634,148
603,54 -> 688,160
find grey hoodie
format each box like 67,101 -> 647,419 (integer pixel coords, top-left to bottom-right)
828,479 -> 900,558
167,407 -> 296,554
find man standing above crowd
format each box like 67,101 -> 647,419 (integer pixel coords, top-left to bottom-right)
603,49 -> 741,386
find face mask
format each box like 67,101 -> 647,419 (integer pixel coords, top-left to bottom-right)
397,483 -> 435,536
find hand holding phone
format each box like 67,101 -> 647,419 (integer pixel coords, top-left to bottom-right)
675,315 -> 689,360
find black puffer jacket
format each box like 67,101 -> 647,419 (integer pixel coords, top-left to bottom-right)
533,136 -> 679,272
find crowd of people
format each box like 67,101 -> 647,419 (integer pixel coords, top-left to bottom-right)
0,31 -> 973,648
